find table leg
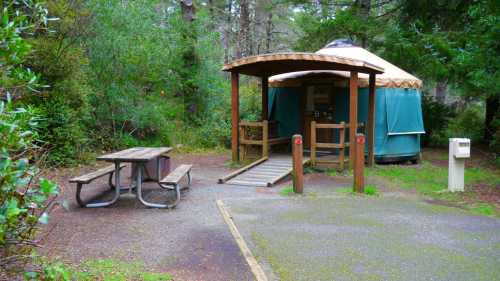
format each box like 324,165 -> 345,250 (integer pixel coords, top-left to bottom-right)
136,162 -> 169,208
85,161 -> 121,208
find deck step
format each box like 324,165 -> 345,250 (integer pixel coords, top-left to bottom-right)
224,156 -> 305,187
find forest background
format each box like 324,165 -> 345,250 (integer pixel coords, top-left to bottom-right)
2,0 -> 499,167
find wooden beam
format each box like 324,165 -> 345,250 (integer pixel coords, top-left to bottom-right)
292,135 -> 304,194
310,121 -> 316,166
261,76 -> 269,120
339,121 -> 346,171
262,120 -> 269,157
218,157 -> 268,183
231,72 -> 240,162
367,74 -> 376,166
349,71 -> 358,169
353,134 -> 365,193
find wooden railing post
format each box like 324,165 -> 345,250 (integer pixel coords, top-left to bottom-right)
339,122 -> 346,171
353,133 -> 365,193
239,124 -> 246,161
310,121 -> 316,166
262,120 -> 269,157
231,72 -> 240,163
292,134 -> 304,194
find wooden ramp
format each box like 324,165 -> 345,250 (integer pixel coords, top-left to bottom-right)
219,156 -> 309,187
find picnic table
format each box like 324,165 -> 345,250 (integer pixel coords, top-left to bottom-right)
96,147 -> 173,208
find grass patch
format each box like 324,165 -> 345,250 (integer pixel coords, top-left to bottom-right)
76,259 -> 172,281
336,186 -> 378,196
326,169 -> 338,177
367,161 -> 500,195
336,187 -> 353,194
364,185 -> 378,196
251,231 -> 293,281
469,203 -> 495,216
33,258 -> 172,281
367,161 -> 500,216
280,186 -> 294,196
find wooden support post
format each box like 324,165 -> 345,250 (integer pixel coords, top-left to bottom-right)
310,121 -> 316,166
349,71 -> 358,169
339,121 -> 345,171
353,133 -> 365,193
261,76 -> 269,121
262,120 -> 269,157
239,125 -> 246,161
231,72 -> 240,163
292,134 -> 304,194
367,73 -> 376,166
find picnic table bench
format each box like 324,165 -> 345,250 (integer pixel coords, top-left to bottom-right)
69,147 -> 192,209
159,164 -> 192,208
69,163 -> 126,207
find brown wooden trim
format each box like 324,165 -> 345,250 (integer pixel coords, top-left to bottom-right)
292,135 -> 304,194
316,143 -> 345,149
262,120 -> 269,157
367,73 -> 376,166
353,134 -> 365,193
240,139 -> 264,145
339,122 -> 346,170
231,73 -> 240,162
315,123 -> 346,129
262,76 -> 269,120
268,138 -> 289,145
310,121 -> 316,166
349,71 -> 358,169
218,157 -> 268,184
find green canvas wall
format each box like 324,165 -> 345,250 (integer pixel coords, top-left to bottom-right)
268,87 -> 424,159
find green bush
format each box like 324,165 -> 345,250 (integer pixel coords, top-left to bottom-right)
422,94 -> 485,147
445,105 -> 484,144
0,101 -> 59,275
421,94 -> 456,147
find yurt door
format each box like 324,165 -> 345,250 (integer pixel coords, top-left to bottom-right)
303,85 -> 334,148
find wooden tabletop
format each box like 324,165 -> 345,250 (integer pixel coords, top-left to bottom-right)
97,147 -> 172,162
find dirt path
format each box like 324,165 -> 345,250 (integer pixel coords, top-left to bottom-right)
40,153 -> 265,281
39,151 -> 500,280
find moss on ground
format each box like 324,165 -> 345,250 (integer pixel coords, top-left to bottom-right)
365,161 -> 500,216
75,259 -> 172,281
251,231 -> 293,281
279,186 -> 294,196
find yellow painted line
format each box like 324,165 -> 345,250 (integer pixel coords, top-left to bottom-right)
216,200 -> 268,281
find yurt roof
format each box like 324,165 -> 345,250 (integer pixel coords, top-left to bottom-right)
269,40 -> 422,89
222,52 -> 383,77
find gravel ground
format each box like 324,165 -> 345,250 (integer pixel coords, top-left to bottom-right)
39,153 -> 500,281
40,153 -> 267,281
225,195 -> 500,281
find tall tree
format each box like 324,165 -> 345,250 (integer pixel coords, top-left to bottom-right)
237,0 -> 251,58
180,0 -> 200,118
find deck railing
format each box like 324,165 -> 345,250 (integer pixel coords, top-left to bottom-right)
239,120 -> 289,160
310,121 -> 365,170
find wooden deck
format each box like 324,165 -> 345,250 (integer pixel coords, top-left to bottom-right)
222,155 -> 309,187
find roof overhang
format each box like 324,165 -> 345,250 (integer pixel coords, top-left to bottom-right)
222,52 -> 384,77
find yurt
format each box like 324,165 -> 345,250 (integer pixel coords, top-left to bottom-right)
268,39 -> 425,163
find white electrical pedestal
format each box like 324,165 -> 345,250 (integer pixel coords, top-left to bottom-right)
448,138 -> 470,192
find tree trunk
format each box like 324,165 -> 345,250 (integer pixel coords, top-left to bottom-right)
356,0 -> 371,47
238,0 -> 251,58
265,11 -> 273,53
435,81 -> 447,104
223,0 -> 233,63
180,0 -> 198,119
180,0 -> 196,22
484,94 -> 499,143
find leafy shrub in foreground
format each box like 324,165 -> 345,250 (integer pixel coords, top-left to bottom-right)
0,101 -> 59,276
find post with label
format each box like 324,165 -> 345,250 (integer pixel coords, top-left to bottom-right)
292,134 -> 304,194
353,133 -> 365,193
